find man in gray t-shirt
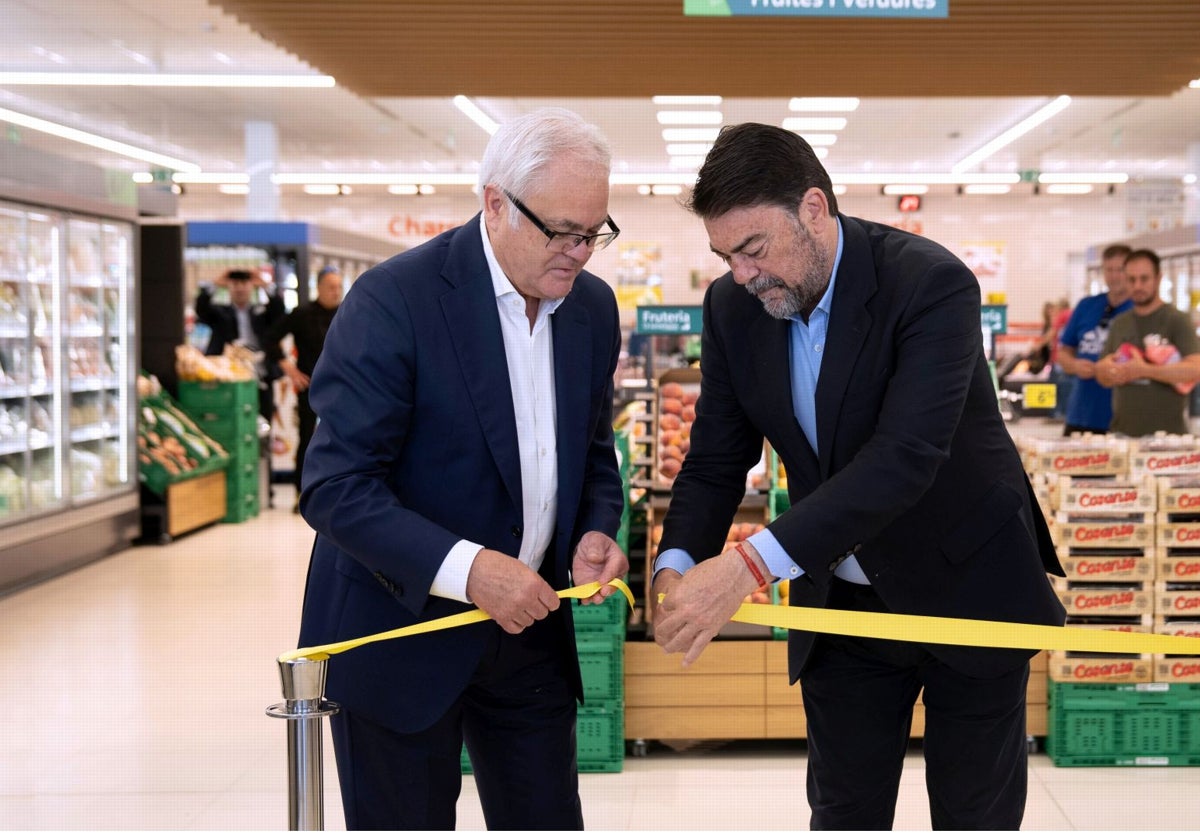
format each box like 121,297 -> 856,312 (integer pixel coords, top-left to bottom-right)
1098,249 -> 1200,436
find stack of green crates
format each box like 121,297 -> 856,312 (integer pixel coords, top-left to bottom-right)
572,591 -> 627,773
177,379 -> 261,523
1046,680 -> 1200,766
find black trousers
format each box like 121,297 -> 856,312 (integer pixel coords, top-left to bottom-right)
800,578 -> 1030,830
329,617 -> 583,830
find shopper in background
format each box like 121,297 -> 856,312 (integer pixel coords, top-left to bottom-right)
1057,243 -> 1133,435
651,123 -> 1065,831
295,108 -> 628,830
1046,297 -> 1073,419
1096,248 -> 1200,436
263,266 -> 344,512
193,267 -> 286,428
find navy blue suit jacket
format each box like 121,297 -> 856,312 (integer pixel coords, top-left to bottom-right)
297,215 -> 624,732
659,215 -> 1065,681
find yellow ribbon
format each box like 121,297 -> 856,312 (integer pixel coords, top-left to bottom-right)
278,579 -> 636,663
279,576 -> 1200,664
730,601 -> 1200,656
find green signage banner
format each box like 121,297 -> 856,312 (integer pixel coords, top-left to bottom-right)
684,0 -> 948,19
637,305 -> 704,335
980,304 -> 1008,335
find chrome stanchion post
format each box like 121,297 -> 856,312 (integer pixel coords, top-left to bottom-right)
266,657 -> 340,831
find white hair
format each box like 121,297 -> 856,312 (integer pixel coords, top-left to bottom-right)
477,107 -> 612,226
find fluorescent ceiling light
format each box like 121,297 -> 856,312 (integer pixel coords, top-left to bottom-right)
665,143 -> 712,157
797,133 -> 838,146
303,184 -> 342,195
418,184 -> 436,196
882,184 -> 929,195
172,172 -> 250,184
657,111 -> 723,125
652,95 -> 722,105
662,128 -> 720,143
1184,174 -> 1198,185
387,184 -> 419,195
782,117 -> 848,132
218,184 -> 250,195
273,173 -> 478,185
0,72 -> 335,87
0,105 -> 200,172
951,95 -> 1072,174
832,185 -> 848,196
131,172 -> 154,184
452,95 -> 498,135
1044,183 -> 1093,194
963,184 -> 1012,195
637,185 -> 652,196
1191,79 -> 1200,88
832,173 -> 1019,185
651,184 -> 683,196
789,97 -> 860,112
1037,172 -> 1128,184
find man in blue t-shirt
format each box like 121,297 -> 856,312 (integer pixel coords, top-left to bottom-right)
1057,243 -> 1132,435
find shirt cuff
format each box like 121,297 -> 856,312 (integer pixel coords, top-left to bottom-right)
652,547 -> 696,580
429,539 -> 483,603
748,528 -> 805,580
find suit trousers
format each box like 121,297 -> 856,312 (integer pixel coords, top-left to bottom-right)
799,578 -> 1030,830
329,615 -> 583,830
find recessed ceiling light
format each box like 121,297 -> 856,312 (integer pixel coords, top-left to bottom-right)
1037,172 -> 1128,184
963,184 -> 1012,195
387,184 -> 419,195
882,184 -> 929,195
1044,183 -> 1093,194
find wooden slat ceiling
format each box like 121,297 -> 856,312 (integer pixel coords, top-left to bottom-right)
211,0 -> 1200,99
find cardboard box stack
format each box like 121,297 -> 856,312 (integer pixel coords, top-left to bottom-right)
1020,433 -> 1200,765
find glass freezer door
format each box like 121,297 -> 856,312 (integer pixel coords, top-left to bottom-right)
65,216 -> 135,501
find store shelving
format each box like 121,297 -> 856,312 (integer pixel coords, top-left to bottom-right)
0,190 -> 139,594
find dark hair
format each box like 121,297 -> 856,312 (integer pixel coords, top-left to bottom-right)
1125,248 -> 1161,274
317,266 -> 341,279
685,123 -> 838,219
1101,243 -> 1132,261
227,269 -> 253,281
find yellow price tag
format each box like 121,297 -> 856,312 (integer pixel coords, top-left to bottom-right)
1022,383 -> 1056,410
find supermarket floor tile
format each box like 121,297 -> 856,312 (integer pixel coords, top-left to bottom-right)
1,484 -> 1199,834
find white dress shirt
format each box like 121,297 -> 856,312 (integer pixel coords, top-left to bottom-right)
430,216 -> 563,602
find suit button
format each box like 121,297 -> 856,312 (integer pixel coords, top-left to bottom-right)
828,560 -> 839,572
852,544 -> 863,553
511,526 -> 523,538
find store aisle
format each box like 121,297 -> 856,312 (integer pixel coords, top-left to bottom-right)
1,487 -> 1197,832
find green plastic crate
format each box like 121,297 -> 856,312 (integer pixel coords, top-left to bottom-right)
1046,680 -> 1200,766
576,632 -> 624,704
177,379 -> 258,410
571,593 -> 627,635
459,701 -> 625,775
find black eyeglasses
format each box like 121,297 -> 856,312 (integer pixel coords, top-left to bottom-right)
503,190 -> 620,253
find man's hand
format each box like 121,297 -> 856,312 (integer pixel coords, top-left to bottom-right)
653,547 -> 765,667
571,531 -> 629,605
465,549 -> 560,634
1070,358 -> 1096,380
282,359 -> 311,392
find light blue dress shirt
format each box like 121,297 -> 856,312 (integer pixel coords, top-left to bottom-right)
654,218 -> 870,585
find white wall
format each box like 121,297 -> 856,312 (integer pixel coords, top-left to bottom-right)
178,187 -> 1133,325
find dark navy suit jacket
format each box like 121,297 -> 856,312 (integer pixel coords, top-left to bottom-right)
297,215 -> 624,732
658,215 -> 1066,681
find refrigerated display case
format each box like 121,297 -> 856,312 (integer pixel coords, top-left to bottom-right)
0,191 -> 139,594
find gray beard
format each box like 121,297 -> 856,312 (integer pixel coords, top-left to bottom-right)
745,273 -> 825,320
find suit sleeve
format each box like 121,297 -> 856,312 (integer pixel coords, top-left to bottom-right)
573,292 -> 625,545
263,308 -> 298,365
657,282 -> 769,562
194,286 -> 218,325
299,278 -> 461,617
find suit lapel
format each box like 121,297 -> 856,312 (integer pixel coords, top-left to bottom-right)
748,309 -> 821,488
440,217 -> 523,514
551,293 -> 591,555
816,216 -> 875,478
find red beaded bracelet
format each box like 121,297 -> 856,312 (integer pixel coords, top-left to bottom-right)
735,542 -> 768,588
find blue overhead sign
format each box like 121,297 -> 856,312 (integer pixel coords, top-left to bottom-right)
684,0 -> 948,18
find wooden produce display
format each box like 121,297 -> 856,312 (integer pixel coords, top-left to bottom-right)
624,642 -> 1048,741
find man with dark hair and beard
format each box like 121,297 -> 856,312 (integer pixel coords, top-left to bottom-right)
651,123 -> 1065,831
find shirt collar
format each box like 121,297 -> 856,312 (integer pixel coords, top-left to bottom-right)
479,213 -> 566,316
788,216 -> 844,325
